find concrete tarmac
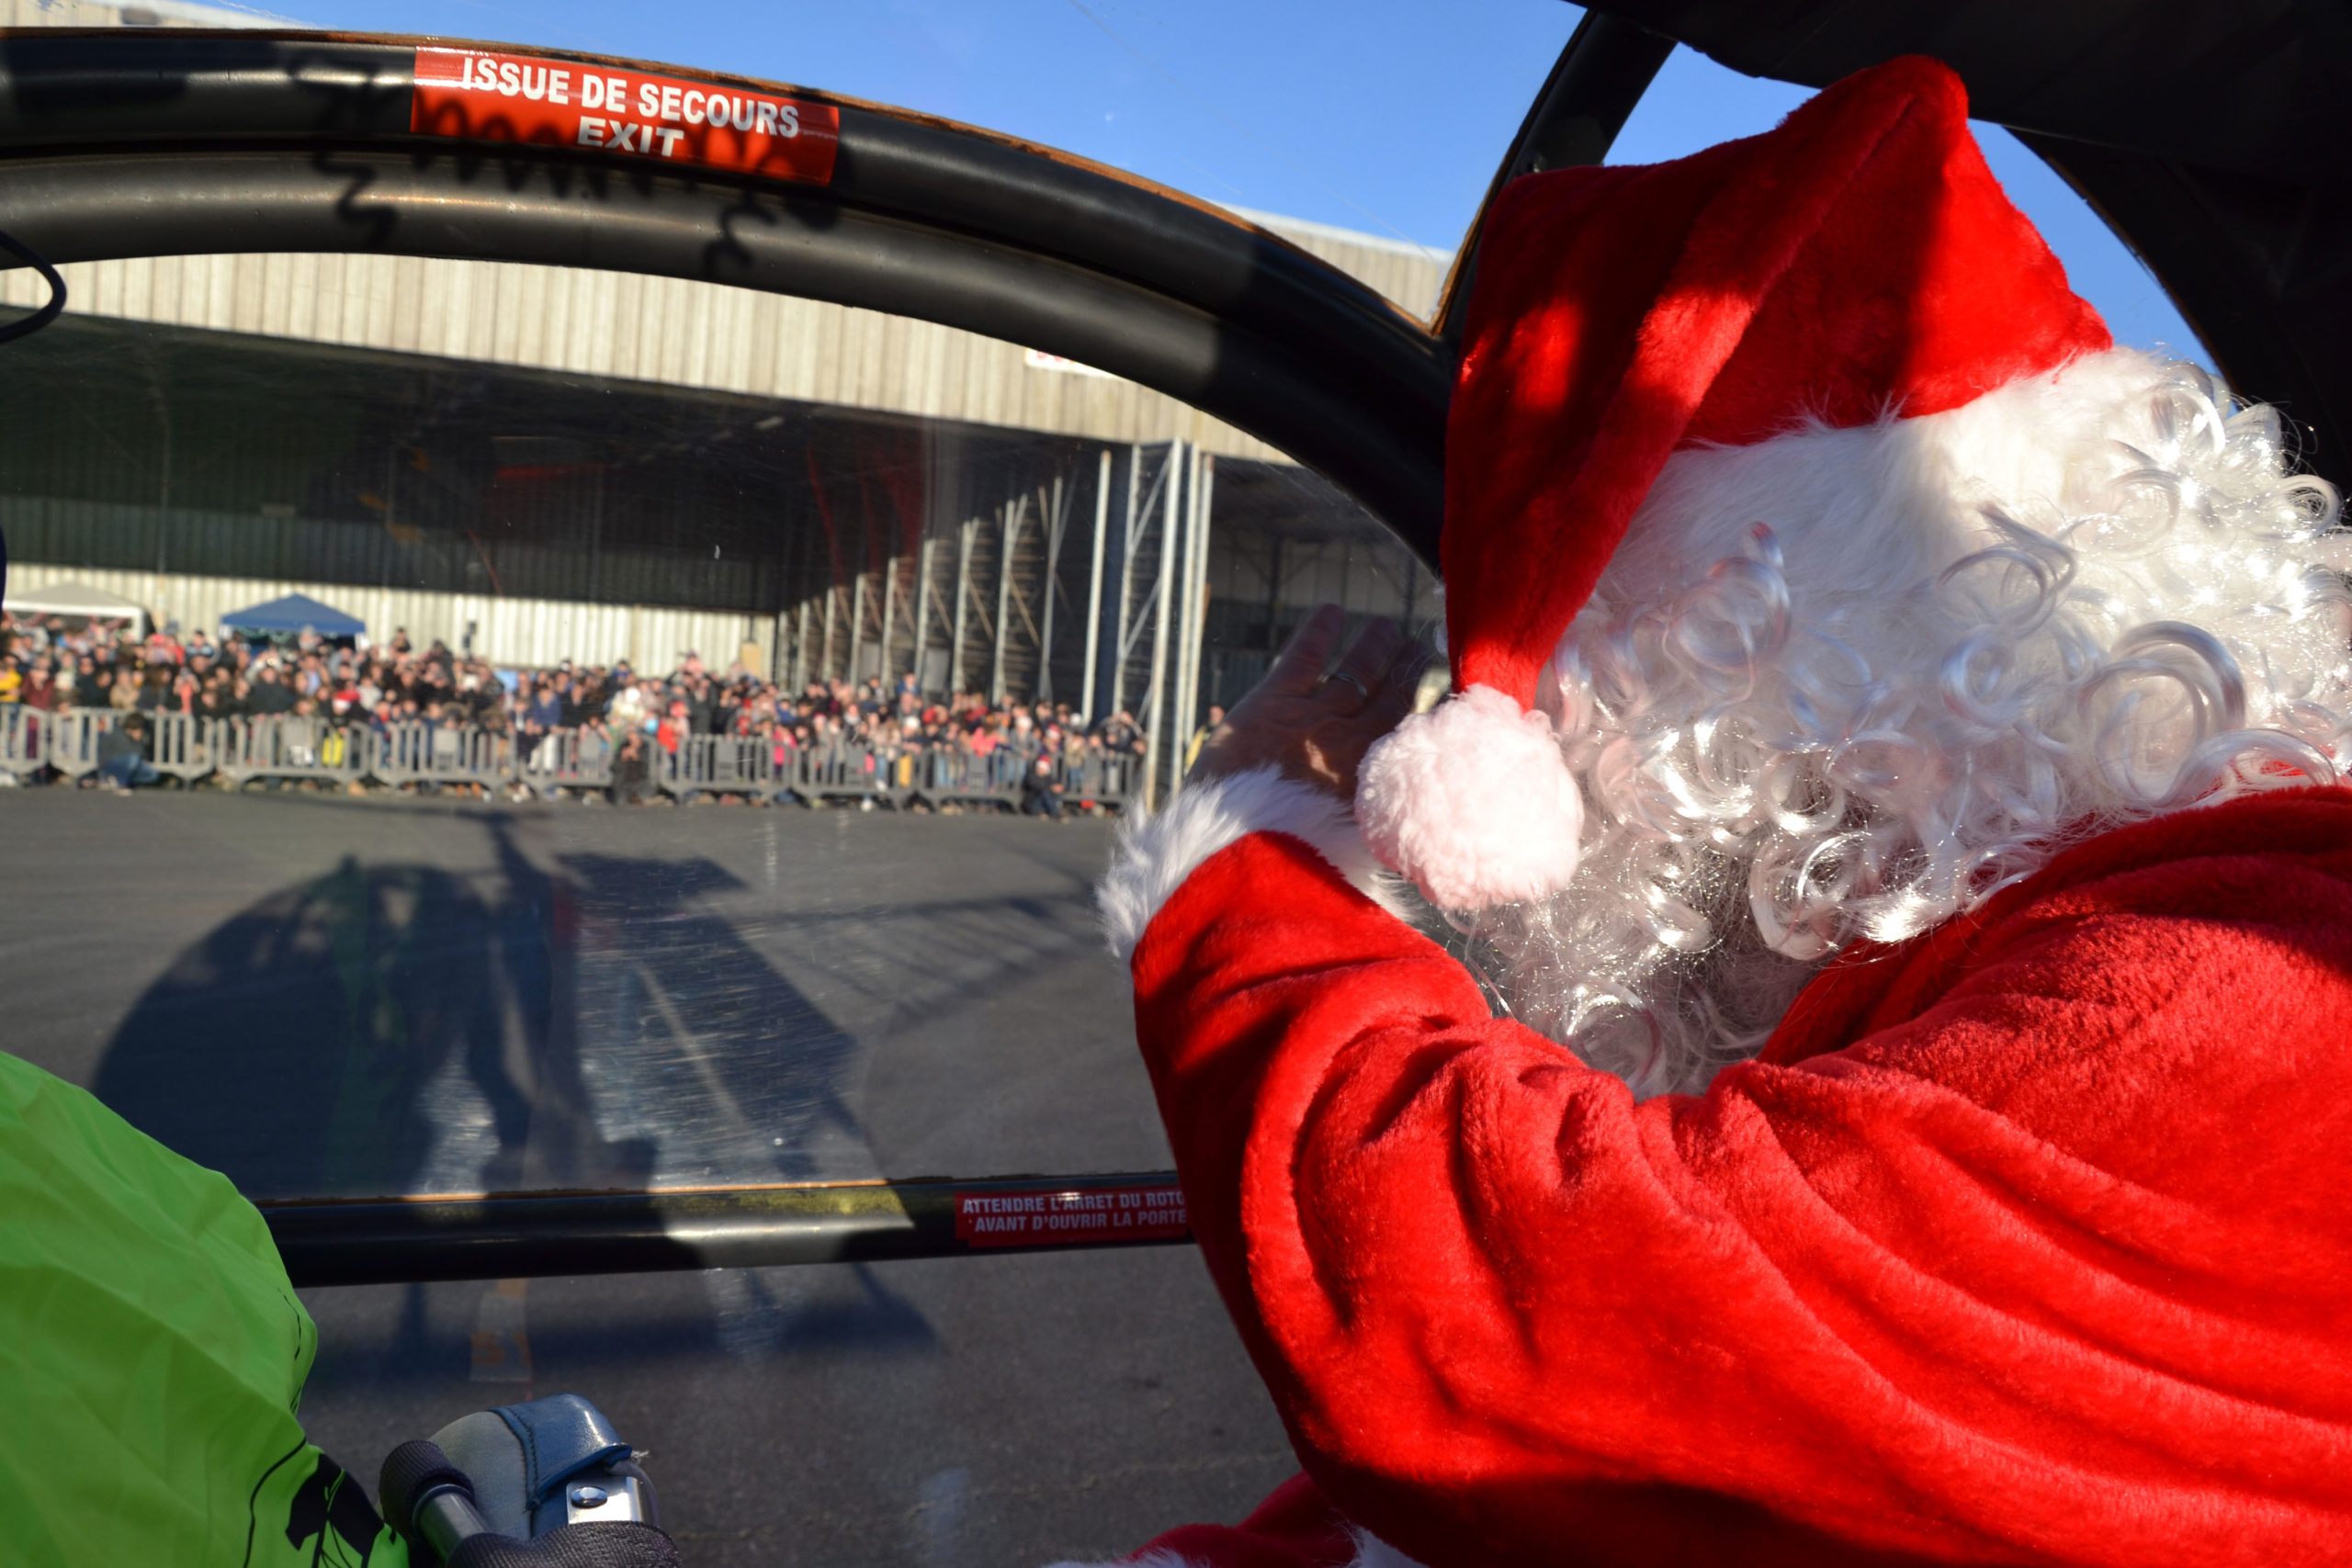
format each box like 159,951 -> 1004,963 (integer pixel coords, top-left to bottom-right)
0,786 -> 1298,1566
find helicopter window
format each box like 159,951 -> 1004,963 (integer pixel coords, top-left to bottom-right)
0,6 -> 2293,1562
0,244 -> 1439,1561
0,246 -> 1441,1197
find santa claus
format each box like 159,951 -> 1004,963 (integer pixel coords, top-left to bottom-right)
1086,54 -> 2352,1568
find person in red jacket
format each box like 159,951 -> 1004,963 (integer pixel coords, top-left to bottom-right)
1084,56 -> 2352,1568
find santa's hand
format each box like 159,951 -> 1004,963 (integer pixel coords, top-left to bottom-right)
1189,604 -> 1424,800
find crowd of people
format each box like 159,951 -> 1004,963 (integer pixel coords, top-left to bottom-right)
0,612 -> 1182,812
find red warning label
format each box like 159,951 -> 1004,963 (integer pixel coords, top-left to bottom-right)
955,1184 -> 1190,1248
412,47 -> 840,186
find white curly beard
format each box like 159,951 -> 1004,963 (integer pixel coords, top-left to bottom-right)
1459,345 -> 2352,1100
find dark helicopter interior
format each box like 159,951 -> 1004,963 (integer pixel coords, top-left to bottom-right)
3,2 -> 2348,1561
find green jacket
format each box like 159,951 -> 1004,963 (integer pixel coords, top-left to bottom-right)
0,1051 -> 407,1567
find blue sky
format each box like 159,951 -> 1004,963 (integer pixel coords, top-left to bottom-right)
256,0 -> 2204,358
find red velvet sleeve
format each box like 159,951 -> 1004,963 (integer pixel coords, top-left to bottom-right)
1128,807 -> 2352,1568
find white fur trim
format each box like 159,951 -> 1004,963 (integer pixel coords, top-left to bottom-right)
1355,683 -> 1584,911
1037,1530 -> 1428,1568
1096,765 -> 1409,962
1345,1530 -> 1430,1568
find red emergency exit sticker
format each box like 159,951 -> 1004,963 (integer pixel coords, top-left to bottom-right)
412,47 -> 841,185
954,1184 -> 1190,1248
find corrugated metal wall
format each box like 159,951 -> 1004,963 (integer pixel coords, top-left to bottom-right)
786,461 -> 1101,703
0,0 -> 1451,704
0,243 -> 1443,466
6,559 -> 775,674
0,493 -> 786,616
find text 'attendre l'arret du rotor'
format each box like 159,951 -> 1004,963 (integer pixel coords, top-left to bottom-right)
953,1186 -> 1191,1248
411,47 -> 842,184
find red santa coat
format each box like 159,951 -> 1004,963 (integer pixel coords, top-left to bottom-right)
1113,779 -> 2352,1568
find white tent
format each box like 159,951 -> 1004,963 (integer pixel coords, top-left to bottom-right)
3,581 -> 152,635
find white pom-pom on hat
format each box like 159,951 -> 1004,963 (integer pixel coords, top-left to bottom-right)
1355,683 -> 1583,911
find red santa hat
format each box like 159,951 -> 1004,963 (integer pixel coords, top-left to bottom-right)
1356,54 -> 2113,911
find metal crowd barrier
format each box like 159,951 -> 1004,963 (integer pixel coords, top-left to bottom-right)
147,712 -> 219,782
810,740 -> 1137,810
653,736 -> 1136,810
1059,751 -> 1141,807
660,732 -> 792,803
368,719 -> 517,790
519,729 -> 616,792
779,737 -> 901,806
2,709 -> 1138,809
0,704 -> 45,783
43,707 -> 122,781
914,746 -> 1025,807
216,714 -> 367,788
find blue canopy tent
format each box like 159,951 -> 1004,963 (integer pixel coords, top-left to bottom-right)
219,592 -> 366,644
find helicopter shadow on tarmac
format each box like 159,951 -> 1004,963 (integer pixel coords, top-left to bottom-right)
91,812 -> 940,1375
91,815 -> 876,1200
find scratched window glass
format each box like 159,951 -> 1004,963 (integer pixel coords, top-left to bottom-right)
0,251 -> 1440,1206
